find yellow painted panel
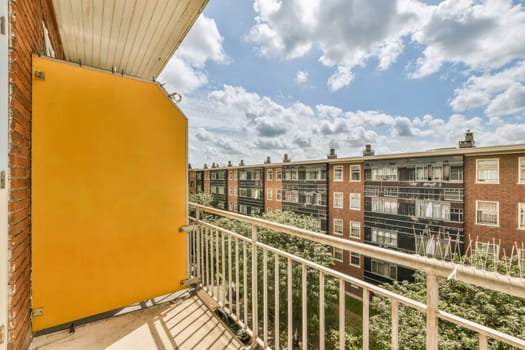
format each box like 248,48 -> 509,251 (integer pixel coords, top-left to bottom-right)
31,57 -> 187,331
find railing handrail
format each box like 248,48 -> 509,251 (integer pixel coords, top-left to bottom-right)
190,203 -> 525,299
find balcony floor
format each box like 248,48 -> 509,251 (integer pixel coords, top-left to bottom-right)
29,292 -> 244,350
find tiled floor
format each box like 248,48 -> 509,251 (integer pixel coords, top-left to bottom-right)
29,293 -> 244,350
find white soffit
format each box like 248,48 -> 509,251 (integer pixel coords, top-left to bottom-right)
52,0 -> 208,80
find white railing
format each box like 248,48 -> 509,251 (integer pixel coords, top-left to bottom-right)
187,203 -> 525,350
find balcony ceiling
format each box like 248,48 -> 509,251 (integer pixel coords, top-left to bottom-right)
52,0 -> 207,80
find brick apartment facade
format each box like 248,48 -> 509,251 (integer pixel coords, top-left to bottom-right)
189,138 -> 525,287
264,165 -> 283,213
7,1 -> 64,348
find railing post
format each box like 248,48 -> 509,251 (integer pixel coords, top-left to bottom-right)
426,272 -> 439,350
251,224 -> 258,341
363,287 -> 370,350
391,299 -> 399,350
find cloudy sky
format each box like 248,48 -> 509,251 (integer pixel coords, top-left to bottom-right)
159,0 -> 525,168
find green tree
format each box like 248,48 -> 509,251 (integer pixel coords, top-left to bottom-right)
370,252 -> 525,350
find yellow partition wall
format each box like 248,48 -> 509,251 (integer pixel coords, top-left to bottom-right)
31,57 -> 187,331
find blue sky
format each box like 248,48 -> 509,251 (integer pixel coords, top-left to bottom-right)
159,0 -> 525,168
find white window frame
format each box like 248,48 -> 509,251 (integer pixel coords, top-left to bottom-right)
475,200 -> 499,226
349,221 -> 361,239
333,192 -> 343,208
333,218 -> 344,236
267,169 -> 273,181
519,158 -> 525,184
276,189 -> 282,201
350,193 -> 361,210
267,189 -> 273,200
333,248 -> 344,262
476,159 -> 499,184
349,252 -> 361,267
350,165 -> 361,182
519,203 -> 525,230
275,168 -> 282,181
518,249 -> 525,272
371,259 -> 397,280
333,165 -> 343,182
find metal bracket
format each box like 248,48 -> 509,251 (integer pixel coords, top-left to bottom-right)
179,225 -> 198,233
31,308 -> 44,317
181,277 -> 201,287
34,71 -> 45,80
0,325 -> 5,344
0,170 -> 5,189
0,16 -> 5,35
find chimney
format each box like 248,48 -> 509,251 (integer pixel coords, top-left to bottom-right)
239,160 -> 245,166
188,163 -> 192,169
458,129 -> 476,148
264,156 -> 271,164
327,147 -> 337,159
363,144 -> 375,156
204,163 -> 208,169
283,153 -> 291,162
211,162 -> 216,168
227,160 -> 233,167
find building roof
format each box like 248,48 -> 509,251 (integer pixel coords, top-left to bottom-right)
190,143 -> 525,171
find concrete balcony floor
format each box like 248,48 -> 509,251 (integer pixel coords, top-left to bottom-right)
29,292 -> 244,350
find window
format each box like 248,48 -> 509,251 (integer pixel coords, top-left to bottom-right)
416,200 -> 450,220
334,166 -> 343,182
371,259 -> 397,280
255,171 -> 261,180
384,187 -> 398,197
306,169 -> 322,181
450,166 -> 463,181
371,167 -> 397,181
350,165 -> 360,182
519,203 -> 525,229
365,186 -> 379,197
276,189 -> 282,201
333,248 -> 343,262
350,193 -> 361,210
239,205 -> 248,215
416,166 -> 428,181
239,171 -> 247,180
476,159 -> 499,183
476,242 -> 499,257
252,189 -> 261,199
350,221 -> 361,238
450,208 -> 464,223
275,168 -> 282,181
239,188 -> 248,197
267,169 -> 273,181
444,188 -> 463,201
371,228 -> 397,247
371,198 -> 398,214
285,190 -> 299,203
229,172 -> 233,180
333,219 -> 344,235
333,192 -> 343,208
350,252 -> 360,267
518,157 -> 525,184
476,200 -> 498,226
267,189 -> 273,200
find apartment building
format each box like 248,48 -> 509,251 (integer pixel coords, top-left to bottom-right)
189,132 -> 525,285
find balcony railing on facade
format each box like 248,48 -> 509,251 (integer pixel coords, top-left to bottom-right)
186,203 -> 525,350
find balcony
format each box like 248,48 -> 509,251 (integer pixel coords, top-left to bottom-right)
32,204 -> 524,349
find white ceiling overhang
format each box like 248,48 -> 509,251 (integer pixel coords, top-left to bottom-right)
52,0 -> 208,80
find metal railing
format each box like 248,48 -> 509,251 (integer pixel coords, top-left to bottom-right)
187,203 -> 525,350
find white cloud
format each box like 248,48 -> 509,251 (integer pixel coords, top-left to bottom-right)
160,15 -> 227,94
450,61 -> 525,116
296,70 -> 308,83
410,0 -> 525,78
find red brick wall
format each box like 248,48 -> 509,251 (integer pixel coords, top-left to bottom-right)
264,167 -> 282,213
189,170 -> 196,194
8,1 -> 63,348
464,153 -> 525,255
328,162 -> 364,292
227,169 -> 237,211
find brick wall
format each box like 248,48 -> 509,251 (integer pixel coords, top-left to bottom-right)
8,0 -> 63,348
227,169 -> 237,211
464,153 -> 525,254
263,167 -> 282,213
328,162 -> 364,293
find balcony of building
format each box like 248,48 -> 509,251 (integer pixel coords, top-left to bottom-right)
30,203 -> 525,350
